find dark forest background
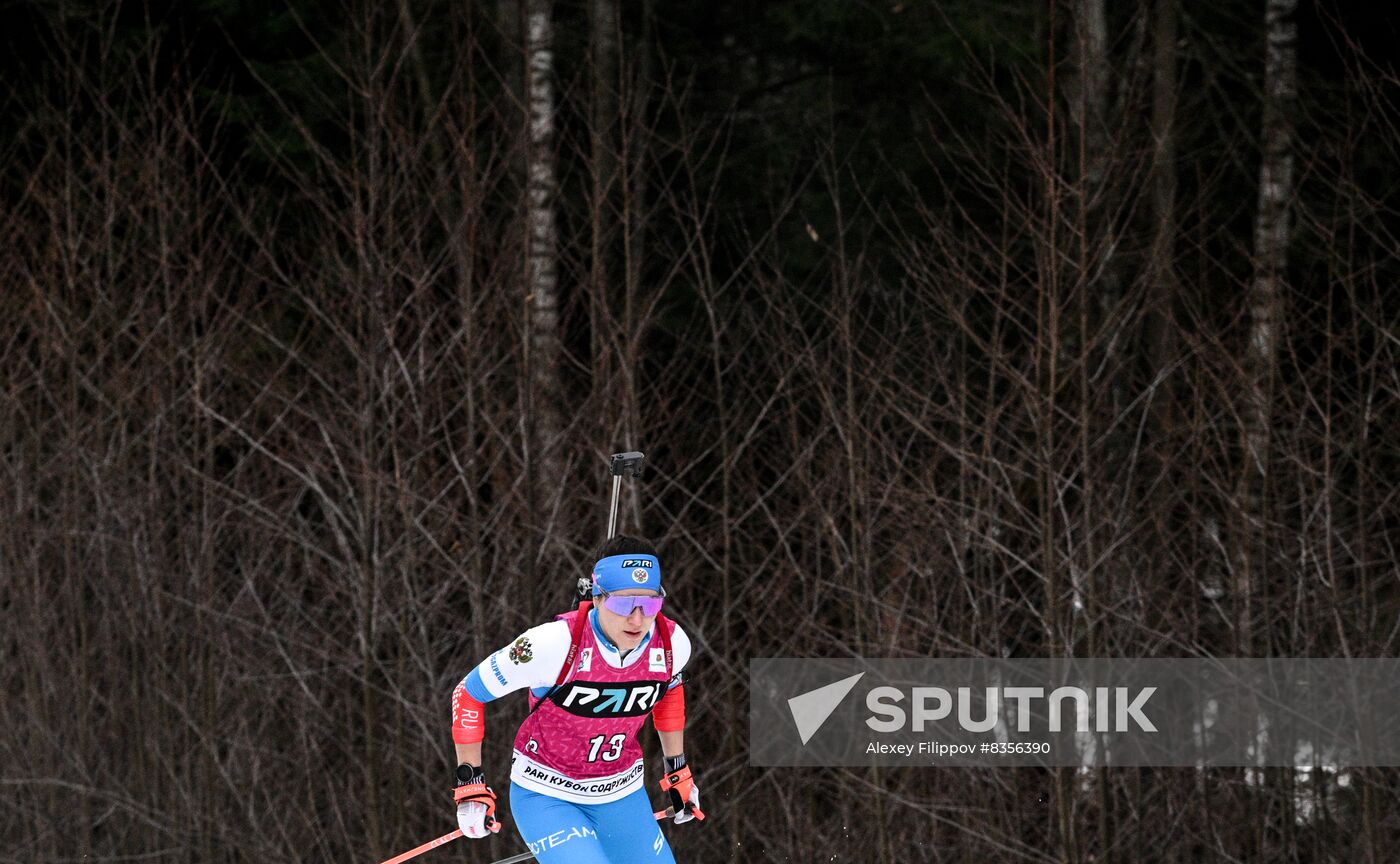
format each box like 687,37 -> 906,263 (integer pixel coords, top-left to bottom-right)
2,0 -> 1398,861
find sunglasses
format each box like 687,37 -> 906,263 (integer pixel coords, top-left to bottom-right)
598,590 -> 666,617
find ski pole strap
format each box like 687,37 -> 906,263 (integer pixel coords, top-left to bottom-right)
659,764 -> 706,821
452,782 -> 497,807
659,764 -> 692,794
452,782 -> 501,832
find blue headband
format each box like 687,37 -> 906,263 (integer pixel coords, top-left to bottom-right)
592,554 -> 663,595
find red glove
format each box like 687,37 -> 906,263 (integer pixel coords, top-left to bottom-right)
453,765 -> 501,837
659,756 -> 705,823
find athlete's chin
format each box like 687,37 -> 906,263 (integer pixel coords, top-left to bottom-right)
619,629 -> 645,647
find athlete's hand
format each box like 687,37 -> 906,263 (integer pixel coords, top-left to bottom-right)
453,764 -> 501,838
672,781 -> 702,824
660,755 -> 705,824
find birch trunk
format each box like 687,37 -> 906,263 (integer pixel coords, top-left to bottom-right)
589,0 -> 627,452
1234,0 -> 1296,653
1072,0 -> 1122,349
525,0 -> 565,549
591,0 -> 618,198
623,0 -> 656,484
1070,0 -> 1112,661
1073,0 -> 1109,199
1072,11 -> 1117,855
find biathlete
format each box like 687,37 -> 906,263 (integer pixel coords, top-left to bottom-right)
450,535 -> 703,863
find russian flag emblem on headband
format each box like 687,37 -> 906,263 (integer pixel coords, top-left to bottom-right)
591,554 -> 662,595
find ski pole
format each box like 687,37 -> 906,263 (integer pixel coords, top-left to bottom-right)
376,829 -> 461,864
376,807 -> 676,864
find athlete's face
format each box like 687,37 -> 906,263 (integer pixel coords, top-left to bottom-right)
596,588 -> 661,652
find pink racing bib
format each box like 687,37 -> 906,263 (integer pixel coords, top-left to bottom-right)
509,610 -> 674,804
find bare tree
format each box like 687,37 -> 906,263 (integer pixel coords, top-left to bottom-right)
1234,0 -> 1297,653
1145,0 -> 1179,435
4,3 -> 1398,863
524,0 -> 567,561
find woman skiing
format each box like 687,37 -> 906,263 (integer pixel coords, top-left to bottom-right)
450,535 -> 702,863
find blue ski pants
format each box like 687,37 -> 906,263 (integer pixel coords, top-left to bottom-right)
508,782 -> 676,864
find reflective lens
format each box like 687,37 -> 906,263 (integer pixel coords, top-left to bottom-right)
600,593 -> 665,617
